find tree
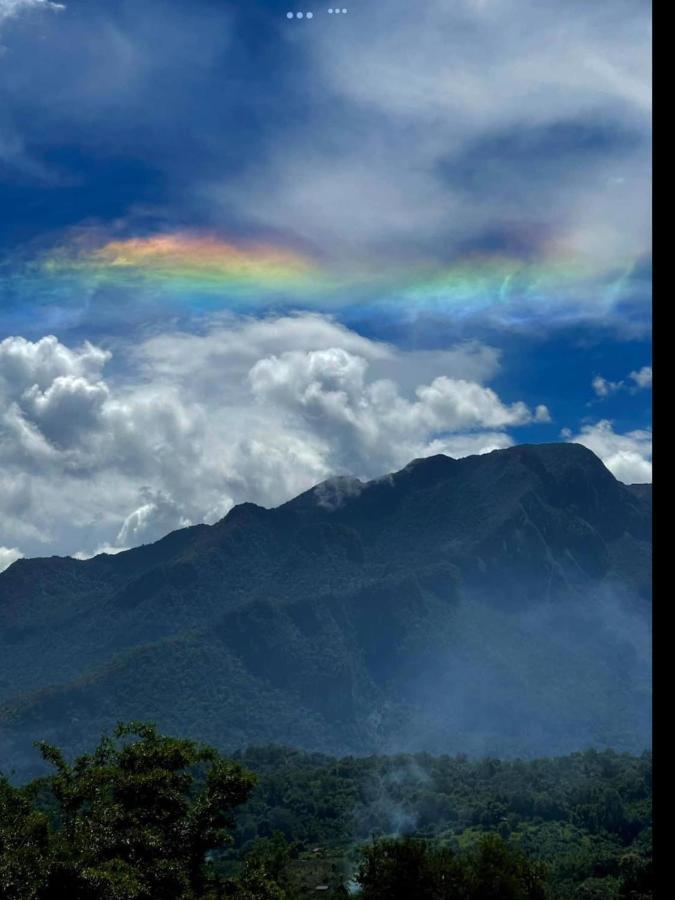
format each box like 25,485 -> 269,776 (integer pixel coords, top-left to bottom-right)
618,850 -> 653,900
224,833 -> 294,900
466,833 -> 549,900
355,837 -> 440,899
1,722 -> 256,900
0,776 -> 51,899
355,834 -> 550,900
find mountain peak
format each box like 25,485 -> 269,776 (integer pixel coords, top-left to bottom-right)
224,501 -> 268,520
399,453 -> 458,475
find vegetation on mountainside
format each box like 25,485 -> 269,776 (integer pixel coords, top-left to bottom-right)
0,726 -> 652,899
223,745 -> 652,899
0,446 -> 652,777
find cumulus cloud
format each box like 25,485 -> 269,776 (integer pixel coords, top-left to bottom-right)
0,316 -> 551,559
629,366 -> 652,390
592,364 -> 652,399
247,346 -> 549,474
134,315 -> 501,388
0,545 -> 23,573
563,420 -> 651,484
0,334 -> 109,389
592,375 -> 622,398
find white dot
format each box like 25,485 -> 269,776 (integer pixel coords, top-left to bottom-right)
328,7 -> 333,12
342,7 -> 347,12
286,11 -> 294,17
296,11 -> 303,17
306,11 -> 313,18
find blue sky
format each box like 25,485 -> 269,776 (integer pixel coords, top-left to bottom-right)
0,0 -> 651,565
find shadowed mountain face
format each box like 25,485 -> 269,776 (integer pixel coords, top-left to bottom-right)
0,444 -> 651,777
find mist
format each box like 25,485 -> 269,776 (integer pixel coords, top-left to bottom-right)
376,584 -> 651,759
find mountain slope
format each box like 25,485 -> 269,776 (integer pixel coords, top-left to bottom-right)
0,443 -> 651,776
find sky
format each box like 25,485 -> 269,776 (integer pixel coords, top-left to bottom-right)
0,0 -> 652,567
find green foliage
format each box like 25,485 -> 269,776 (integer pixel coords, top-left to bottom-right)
355,833 -> 549,899
355,837 -> 457,899
0,723 -> 255,900
0,777 -> 51,899
226,746 -> 652,900
0,735 -> 653,900
223,834 -> 297,900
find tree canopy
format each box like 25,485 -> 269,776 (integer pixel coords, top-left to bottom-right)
0,728 -> 652,899
1,723 -> 255,899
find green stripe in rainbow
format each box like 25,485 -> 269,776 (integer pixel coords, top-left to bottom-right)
397,254 -> 633,312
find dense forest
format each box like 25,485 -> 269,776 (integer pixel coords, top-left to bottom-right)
0,725 -> 652,899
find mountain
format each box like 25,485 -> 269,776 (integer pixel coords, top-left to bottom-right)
0,443 -> 652,777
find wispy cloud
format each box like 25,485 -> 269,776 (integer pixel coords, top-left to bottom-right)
592,364 -> 652,398
0,0 -> 64,27
0,0 -> 651,335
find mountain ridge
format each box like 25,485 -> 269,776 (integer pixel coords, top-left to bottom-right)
0,443 -> 652,777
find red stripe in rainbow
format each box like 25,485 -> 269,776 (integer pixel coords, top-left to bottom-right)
42,233 -> 325,294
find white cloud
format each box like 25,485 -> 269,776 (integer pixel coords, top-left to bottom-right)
0,545 -> 23,573
592,364 -> 652,399
592,375 -> 623,398
116,488 -> 192,547
208,0 -> 651,325
629,365 -> 652,390
1,0 -> 651,336
247,347 -> 548,474
0,0 -> 64,26
0,317 -> 551,559
134,314 -> 501,388
0,334 -> 109,390
564,419 -> 652,484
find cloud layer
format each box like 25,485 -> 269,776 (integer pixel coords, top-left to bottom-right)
0,0 -> 651,336
0,0 -> 652,568
212,0 -> 651,308
0,315 -> 554,560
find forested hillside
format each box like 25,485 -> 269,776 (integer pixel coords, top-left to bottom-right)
0,443 -> 651,777
0,726 -> 652,899
226,745 -> 652,898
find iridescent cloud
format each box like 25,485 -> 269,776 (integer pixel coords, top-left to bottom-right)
42,233 -> 324,292
1,230 -> 648,333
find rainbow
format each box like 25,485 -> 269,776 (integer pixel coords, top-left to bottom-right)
41,233 -> 325,294
396,254 -> 633,315
1,229 -> 647,329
